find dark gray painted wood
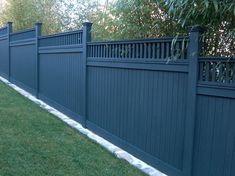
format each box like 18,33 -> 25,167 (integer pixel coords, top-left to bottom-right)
10,43 -> 36,94
10,28 -> 35,41
0,22 -> 12,79
35,23 -> 42,98
0,37 -> 9,78
39,52 -> 84,122
193,95 -> 235,176
183,26 -> 204,176
87,66 -> 188,173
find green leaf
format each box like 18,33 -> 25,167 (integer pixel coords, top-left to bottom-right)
234,5 -> 235,16
213,0 -> 218,12
204,0 -> 209,8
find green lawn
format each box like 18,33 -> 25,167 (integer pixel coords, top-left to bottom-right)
0,81 -> 145,176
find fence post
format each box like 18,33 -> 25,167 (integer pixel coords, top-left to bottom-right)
183,26 -> 204,176
35,22 -> 42,98
82,22 -> 92,127
7,22 -> 12,81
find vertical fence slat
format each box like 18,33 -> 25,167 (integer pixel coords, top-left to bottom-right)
100,45 -> 102,57
152,43 -> 156,59
110,44 -> 113,58
114,44 -> 117,58
148,43 -> 151,58
98,45 -> 100,57
136,43 -> 139,58
100,45 -> 103,57
117,44 -> 120,58
127,44 -> 131,58
121,44 -> 123,58
205,62 -> 209,81
226,62 -> 230,83
176,42 -> 180,60
144,43 -> 147,58
140,43 -> 143,58
106,44 -> 108,58
184,40 -> 188,59
233,63 -> 235,84
157,43 -> 160,59
161,42 -> 165,59
219,63 -> 223,82
122,44 -> 125,58
199,62 -> 203,81
132,44 -> 135,58
92,45 -> 95,57
103,45 -> 106,57
125,44 -> 128,58
212,62 -> 216,82
165,42 -> 170,60
113,44 -> 115,58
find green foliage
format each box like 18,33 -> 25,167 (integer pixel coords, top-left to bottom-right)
0,0 -> 67,34
89,1 -> 119,41
92,0 -> 234,56
164,0 -> 235,56
60,0 -> 98,30
90,0 -> 184,41
0,0 -> 234,56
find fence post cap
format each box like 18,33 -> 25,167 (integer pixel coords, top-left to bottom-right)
35,22 -> 42,26
35,22 -> 42,36
7,22 -> 13,33
82,22 -> 93,27
189,25 -> 205,33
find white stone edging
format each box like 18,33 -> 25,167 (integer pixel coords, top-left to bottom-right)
0,76 -> 166,176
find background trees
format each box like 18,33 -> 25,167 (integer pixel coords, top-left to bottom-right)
0,0 -> 67,34
164,0 -> 235,56
0,0 -> 234,56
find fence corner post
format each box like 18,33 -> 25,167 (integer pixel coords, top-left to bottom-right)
183,25 -> 204,176
35,22 -> 42,98
7,22 -> 12,81
82,22 -> 93,128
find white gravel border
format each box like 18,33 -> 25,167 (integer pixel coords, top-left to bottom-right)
0,76 -> 167,176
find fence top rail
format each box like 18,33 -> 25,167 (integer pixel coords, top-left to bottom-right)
0,26 -> 7,31
10,28 -> 35,36
39,29 -> 83,39
0,26 -> 8,36
87,36 -> 189,45
199,56 -> 235,62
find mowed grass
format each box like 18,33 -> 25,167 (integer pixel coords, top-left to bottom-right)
0,81 -> 145,176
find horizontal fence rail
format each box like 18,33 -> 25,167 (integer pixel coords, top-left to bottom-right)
0,22 -> 234,176
88,37 -> 189,60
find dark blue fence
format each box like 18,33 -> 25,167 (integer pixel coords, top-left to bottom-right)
0,22 -> 234,176
38,28 -> 85,123
9,27 -> 37,94
0,23 -> 11,78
